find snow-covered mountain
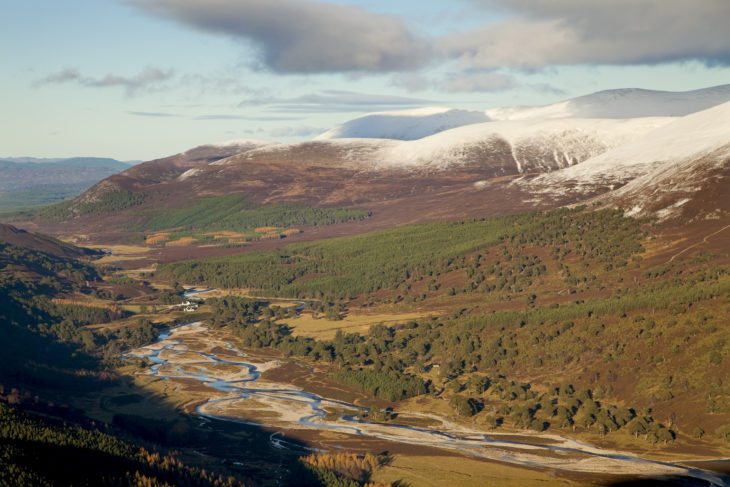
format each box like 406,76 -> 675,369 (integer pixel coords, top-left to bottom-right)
315,85 -> 730,143
316,107 -> 490,141
52,82 -> 730,243
373,117 -> 671,172
224,116 -> 671,179
487,85 -> 730,121
520,101 -> 730,219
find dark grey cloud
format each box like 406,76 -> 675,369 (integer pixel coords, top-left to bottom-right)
447,0 -> 730,69
239,89 -> 436,112
129,0 -> 430,74
35,67 -> 174,95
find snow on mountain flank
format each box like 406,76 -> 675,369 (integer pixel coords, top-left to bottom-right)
596,144 -> 730,221
216,117 -> 673,175
522,100 -> 730,198
317,107 -> 490,141
487,85 -> 730,121
374,117 -> 673,171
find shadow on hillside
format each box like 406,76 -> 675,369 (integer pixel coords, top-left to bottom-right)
603,473 -> 730,487
0,322 -> 322,486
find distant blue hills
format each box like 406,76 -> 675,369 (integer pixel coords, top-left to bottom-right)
0,156 -> 139,210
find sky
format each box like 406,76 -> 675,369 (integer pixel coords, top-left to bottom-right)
2,0 -> 730,161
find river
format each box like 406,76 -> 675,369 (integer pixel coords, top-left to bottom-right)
128,322 -> 725,486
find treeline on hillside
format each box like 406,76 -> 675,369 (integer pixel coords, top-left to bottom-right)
141,194 -> 371,232
37,188 -> 146,220
160,208 -> 643,300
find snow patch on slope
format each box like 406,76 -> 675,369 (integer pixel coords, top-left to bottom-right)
655,198 -> 691,220
178,168 -> 203,181
317,107 -> 490,141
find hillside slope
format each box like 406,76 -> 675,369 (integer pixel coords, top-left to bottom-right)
69,140 -> 273,212
0,223 -> 99,259
20,116 -> 674,242
598,145 -> 730,222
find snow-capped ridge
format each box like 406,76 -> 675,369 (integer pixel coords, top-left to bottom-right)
375,117 -> 673,171
317,107 -> 490,141
487,84 -> 730,121
222,116 -> 672,177
316,84 -> 730,143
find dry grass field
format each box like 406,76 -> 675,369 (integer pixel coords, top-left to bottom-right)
371,454 -> 586,487
87,244 -> 152,264
280,311 -> 436,340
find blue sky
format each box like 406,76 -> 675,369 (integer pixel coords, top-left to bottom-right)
2,0 -> 729,160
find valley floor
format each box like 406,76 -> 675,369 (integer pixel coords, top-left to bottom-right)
124,322 -> 729,486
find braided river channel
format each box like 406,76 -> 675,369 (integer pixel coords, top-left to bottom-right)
129,322 -> 725,486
